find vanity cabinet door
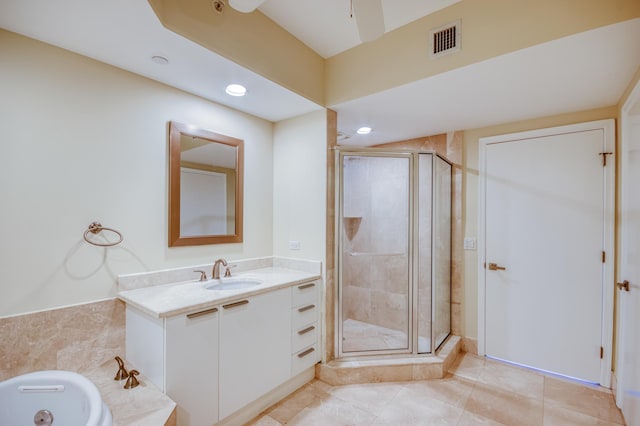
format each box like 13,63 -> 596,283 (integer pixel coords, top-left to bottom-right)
165,307 -> 219,426
218,288 -> 291,420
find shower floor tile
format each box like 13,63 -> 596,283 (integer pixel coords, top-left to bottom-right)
248,353 -> 625,426
342,319 -> 431,353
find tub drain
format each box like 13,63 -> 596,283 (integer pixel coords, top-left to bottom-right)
34,409 -> 53,425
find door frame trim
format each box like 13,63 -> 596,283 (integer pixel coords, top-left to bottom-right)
478,119 -> 615,387
616,80 -> 640,406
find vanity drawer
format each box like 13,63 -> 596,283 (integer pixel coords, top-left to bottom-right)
292,323 -> 318,353
292,344 -> 319,376
292,280 -> 319,307
292,303 -> 318,330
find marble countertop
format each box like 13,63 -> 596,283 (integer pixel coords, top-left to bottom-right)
118,267 -> 321,318
84,359 -> 175,426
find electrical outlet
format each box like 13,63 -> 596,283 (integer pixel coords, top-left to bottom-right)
288,240 -> 301,250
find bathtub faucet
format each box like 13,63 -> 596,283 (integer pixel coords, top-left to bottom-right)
212,259 -> 228,279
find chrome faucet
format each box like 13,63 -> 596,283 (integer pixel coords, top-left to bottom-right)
212,258 -> 228,279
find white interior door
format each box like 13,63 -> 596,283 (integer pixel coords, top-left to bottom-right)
617,84 -> 640,424
479,120 -> 614,385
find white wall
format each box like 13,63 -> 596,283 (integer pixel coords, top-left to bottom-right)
0,30 -> 274,317
273,110 -> 327,263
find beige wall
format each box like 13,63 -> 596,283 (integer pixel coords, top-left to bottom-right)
325,0 -> 640,105
462,105 -> 618,342
272,110 -> 327,263
0,30 -> 275,317
145,0 -> 640,108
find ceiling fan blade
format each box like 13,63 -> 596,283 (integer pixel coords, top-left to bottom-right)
229,0 -> 267,13
352,0 -> 385,42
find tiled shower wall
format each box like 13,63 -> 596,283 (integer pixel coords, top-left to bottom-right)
0,299 -> 125,381
342,156 -> 411,332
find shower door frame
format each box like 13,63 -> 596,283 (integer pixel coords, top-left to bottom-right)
335,148 -> 452,359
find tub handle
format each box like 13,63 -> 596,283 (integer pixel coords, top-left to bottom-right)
19,385 -> 64,393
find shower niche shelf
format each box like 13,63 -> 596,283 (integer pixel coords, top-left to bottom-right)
342,216 -> 362,241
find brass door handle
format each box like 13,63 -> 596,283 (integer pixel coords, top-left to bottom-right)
617,280 -> 630,292
488,263 -> 506,271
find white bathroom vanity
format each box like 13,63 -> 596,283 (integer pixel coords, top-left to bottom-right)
118,259 -> 321,426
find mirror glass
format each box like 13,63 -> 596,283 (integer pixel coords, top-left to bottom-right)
169,121 -> 243,246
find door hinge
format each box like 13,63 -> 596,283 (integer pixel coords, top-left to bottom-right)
600,346 -> 604,359
599,152 -> 613,166
602,251 -> 606,263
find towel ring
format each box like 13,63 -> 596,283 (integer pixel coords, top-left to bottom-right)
83,222 -> 123,247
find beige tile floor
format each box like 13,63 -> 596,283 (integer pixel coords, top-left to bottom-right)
247,353 -> 625,426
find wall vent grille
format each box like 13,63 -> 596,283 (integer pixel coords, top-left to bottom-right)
430,20 -> 461,58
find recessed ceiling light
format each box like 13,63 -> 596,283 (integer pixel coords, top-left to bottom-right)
151,55 -> 169,65
225,84 -> 247,97
357,126 -> 372,135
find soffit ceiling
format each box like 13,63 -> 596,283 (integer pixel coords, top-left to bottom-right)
1,0 -> 639,146
258,0 -> 461,58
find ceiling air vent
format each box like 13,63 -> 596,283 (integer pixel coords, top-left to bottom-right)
430,20 -> 461,58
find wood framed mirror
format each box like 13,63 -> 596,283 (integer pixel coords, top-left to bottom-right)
168,121 -> 244,246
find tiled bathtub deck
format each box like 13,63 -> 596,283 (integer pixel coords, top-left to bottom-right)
248,353 -> 624,426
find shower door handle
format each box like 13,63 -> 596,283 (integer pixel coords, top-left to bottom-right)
488,263 -> 506,271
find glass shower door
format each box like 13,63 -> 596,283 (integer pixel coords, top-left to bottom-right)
339,153 -> 412,354
417,154 -> 432,353
433,156 -> 452,350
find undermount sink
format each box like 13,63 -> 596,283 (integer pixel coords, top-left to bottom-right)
203,277 -> 262,291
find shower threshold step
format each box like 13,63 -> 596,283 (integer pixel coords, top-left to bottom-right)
315,335 -> 461,386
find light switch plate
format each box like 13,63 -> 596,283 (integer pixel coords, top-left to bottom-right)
463,237 -> 476,250
288,240 -> 301,250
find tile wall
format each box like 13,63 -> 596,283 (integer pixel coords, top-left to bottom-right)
0,299 -> 125,381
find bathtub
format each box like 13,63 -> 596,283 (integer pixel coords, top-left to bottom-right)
0,370 -> 112,426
